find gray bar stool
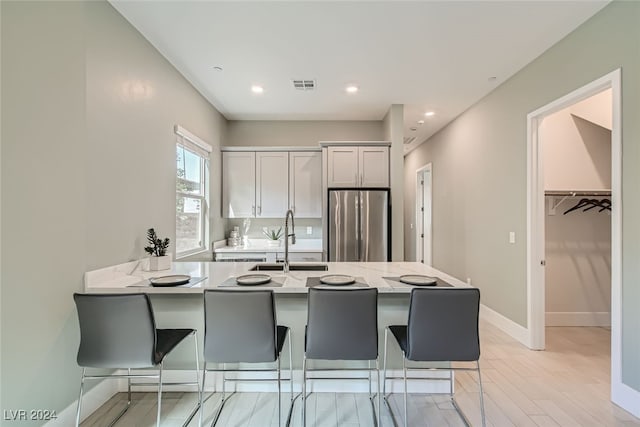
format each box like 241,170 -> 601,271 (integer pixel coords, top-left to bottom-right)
201,289 -> 292,427
383,287 -> 486,427
73,293 -> 201,427
302,287 -> 380,427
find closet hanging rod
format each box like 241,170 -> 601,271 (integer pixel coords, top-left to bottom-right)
545,190 -> 611,197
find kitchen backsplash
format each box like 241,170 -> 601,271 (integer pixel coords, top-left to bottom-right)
226,218 -> 323,239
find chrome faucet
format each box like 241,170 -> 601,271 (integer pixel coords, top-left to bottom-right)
283,209 -> 296,274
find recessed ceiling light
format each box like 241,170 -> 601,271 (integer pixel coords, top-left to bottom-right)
251,85 -> 264,94
213,66 -> 223,72
410,127 -> 417,132
488,76 -> 497,82
417,120 -> 425,125
345,85 -> 359,94
425,111 -> 435,117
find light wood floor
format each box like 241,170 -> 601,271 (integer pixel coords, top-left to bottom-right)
81,322 -> 640,426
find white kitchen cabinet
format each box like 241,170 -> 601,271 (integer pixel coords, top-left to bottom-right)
327,146 -> 389,188
327,146 -> 359,187
359,146 -> 389,187
289,151 -> 322,217
222,151 -> 256,218
256,152 -> 289,217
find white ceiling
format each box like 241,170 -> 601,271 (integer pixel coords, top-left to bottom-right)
110,1 -> 608,154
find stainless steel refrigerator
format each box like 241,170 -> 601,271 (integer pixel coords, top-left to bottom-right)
328,189 -> 390,262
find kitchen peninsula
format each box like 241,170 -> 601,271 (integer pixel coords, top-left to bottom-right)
84,261 -> 467,393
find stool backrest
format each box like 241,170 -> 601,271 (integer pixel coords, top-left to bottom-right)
306,288 -> 378,360
73,293 -> 157,368
407,288 -> 480,362
203,290 -> 278,363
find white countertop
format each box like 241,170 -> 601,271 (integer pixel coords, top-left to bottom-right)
84,260 -> 467,294
215,238 -> 322,253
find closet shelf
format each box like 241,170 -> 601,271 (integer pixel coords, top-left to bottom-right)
545,190 -> 611,197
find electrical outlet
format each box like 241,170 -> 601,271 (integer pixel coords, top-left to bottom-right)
306,226 -> 313,235
509,232 -> 516,244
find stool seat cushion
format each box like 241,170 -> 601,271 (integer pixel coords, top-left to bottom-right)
389,325 -> 408,354
277,326 -> 289,355
155,329 -> 194,364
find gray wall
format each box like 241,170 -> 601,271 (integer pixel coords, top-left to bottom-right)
225,120 -> 383,147
403,1 -> 640,390
1,1 -> 226,421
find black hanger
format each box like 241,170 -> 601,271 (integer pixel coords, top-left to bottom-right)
563,198 -> 591,215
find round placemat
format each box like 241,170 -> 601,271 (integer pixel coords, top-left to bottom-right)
236,274 -> 271,286
150,275 -> 191,287
399,275 -> 437,286
319,274 -> 356,286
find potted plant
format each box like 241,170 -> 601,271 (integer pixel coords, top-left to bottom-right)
263,227 -> 283,247
144,228 -> 171,271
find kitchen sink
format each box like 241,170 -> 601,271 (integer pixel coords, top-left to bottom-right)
249,263 -> 328,272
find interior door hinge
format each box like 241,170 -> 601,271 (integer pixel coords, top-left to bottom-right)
540,260 -> 546,266
420,234 -> 424,238
421,207 -> 424,212
420,180 -> 424,185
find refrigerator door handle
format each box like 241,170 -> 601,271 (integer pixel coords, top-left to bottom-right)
358,191 -> 363,261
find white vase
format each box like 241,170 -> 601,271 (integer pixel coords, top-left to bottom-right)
148,255 -> 171,271
266,239 -> 280,247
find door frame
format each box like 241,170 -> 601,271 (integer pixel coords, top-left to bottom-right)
415,163 -> 432,265
526,69 -> 634,412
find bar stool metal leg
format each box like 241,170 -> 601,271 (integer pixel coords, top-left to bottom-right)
157,361 -> 164,427
74,368 -> 85,427
277,357 -> 282,427
302,355 -> 307,427
199,362 -> 206,427
382,328 -> 389,400
477,361 -> 487,427
376,358 -> 381,427
402,353 -> 408,427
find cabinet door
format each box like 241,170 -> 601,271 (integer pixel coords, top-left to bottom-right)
289,151 -> 322,218
359,146 -> 389,187
256,152 -> 289,218
222,152 -> 256,218
327,146 -> 359,187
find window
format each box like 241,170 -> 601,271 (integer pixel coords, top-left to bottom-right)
175,125 -> 212,258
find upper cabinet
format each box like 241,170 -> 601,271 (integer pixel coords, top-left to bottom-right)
222,151 -> 256,218
256,152 -> 289,218
327,146 -> 389,188
222,149 -> 322,218
290,151 -> 322,218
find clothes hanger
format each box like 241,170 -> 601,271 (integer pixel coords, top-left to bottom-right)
563,198 -> 591,215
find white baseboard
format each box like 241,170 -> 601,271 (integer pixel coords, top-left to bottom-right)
546,311 -> 611,327
613,381 -> 640,419
45,379 -> 119,426
480,303 -> 530,347
126,369 -> 453,394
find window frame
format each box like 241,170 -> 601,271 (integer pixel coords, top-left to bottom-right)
175,125 -> 212,259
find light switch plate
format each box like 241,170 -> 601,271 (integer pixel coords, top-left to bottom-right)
509,232 -> 516,244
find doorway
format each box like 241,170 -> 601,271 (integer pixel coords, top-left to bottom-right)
527,69 -> 625,407
415,163 -> 432,265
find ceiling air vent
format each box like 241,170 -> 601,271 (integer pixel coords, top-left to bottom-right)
403,136 -> 416,145
292,79 -> 316,91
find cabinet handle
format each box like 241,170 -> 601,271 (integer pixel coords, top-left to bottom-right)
360,173 -> 363,186
258,205 -> 261,215
252,205 -> 255,216
355,172 -> 358,186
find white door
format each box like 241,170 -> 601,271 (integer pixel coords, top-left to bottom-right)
359,146 -> 389,187
416,164 -> 433,264
289,151 -> 322,218
222,152 -> 256,218
256,152 -> 289,218
327,146 -> 358,187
